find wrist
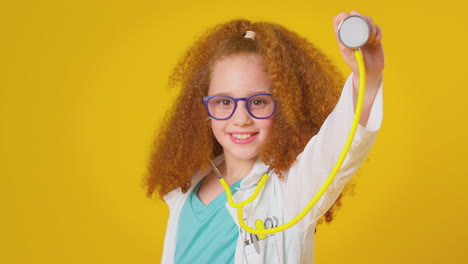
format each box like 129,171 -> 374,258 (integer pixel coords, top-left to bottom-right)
352,72 -> 382,90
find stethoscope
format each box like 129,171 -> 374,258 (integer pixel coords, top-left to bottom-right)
211,16 -> 371,235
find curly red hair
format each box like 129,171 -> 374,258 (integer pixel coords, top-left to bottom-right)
144,18 -> 355,224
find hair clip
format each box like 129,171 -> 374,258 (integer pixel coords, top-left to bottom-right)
243,30 -> 256,40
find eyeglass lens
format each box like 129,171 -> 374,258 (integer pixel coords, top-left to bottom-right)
207,95 -> 275,119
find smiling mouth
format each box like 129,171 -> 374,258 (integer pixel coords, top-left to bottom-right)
230,133 -> 258,140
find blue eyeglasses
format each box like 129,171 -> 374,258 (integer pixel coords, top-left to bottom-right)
202,93 -> 277,120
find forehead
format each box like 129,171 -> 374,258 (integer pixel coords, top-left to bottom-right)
208,54 -> 272,96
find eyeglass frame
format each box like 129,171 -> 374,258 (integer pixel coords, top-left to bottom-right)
202,93 -> 277,120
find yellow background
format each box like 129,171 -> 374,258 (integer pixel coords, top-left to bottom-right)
1,0 -> 467,263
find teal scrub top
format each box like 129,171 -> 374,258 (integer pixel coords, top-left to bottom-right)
174,178 -> 242,263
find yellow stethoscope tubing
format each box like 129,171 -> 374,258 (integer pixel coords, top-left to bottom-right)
219,49 -> 366,235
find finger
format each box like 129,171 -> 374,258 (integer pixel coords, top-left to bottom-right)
333,12 -> 350,34
349,10 -> 363,17
364,15 -> 377,45
372,25 -> 382,46
333,12 -> 354,54
333,12 -> 353,52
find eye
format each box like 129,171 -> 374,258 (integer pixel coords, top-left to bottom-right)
218,99 -> 232,106
212,97 -> 234,107
251,99 -> 265,105
249,95 -> 272,108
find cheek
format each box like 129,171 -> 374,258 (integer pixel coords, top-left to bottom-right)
210,120 -> 225,137
260,118 -> 274,137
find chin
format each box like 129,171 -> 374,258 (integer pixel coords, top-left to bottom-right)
226,149 -> 260,162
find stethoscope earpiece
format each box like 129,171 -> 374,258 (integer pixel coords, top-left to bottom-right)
338,15 -> 370,49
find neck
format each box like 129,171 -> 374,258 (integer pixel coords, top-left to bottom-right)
220,152 -> 257,184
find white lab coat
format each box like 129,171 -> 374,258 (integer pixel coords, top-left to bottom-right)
161,74 -> 383,263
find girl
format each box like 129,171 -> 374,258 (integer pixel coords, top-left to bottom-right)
145,10 -> 384,264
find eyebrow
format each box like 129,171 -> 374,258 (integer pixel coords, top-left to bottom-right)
210,91 -> 271,97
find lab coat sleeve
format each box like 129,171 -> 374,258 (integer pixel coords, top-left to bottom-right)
282,73 -> 383,230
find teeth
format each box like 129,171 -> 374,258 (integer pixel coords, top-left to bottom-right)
232,134 -> 253,140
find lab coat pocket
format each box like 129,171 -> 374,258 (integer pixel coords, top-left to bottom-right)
243,234 -> 281,264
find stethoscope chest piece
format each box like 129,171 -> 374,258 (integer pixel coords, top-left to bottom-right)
338,15 -> 370,49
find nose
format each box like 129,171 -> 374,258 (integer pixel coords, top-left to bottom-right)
232,101 -> 253,126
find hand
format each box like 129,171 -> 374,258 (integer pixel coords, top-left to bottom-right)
333,11 -> 385,87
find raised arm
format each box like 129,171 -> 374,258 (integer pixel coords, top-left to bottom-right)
283,11 -> 385,230
334,10 -> 385,126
